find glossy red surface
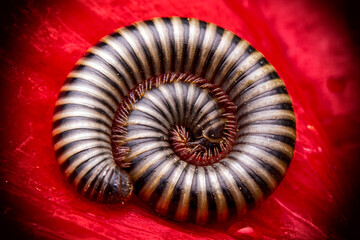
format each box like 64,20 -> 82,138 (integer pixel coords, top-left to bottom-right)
1,0 -> 359,239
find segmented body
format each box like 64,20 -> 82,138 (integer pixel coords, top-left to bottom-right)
52,17 -> 296,224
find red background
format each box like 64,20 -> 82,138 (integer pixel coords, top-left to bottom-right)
1,0 -> 359,239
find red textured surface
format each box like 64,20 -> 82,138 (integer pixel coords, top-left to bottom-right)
1,0 -> 359,239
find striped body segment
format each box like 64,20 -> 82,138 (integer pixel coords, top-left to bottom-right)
52,17 -> 296,224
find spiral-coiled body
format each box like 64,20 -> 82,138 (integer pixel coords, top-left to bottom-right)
52,17 -> 296,224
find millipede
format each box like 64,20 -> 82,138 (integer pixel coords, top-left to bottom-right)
52,17 -> 296,225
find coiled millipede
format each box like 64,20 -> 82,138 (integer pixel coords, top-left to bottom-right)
52,17 -> 296,225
